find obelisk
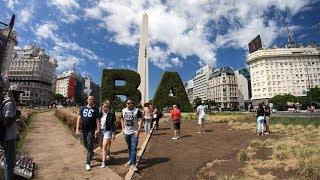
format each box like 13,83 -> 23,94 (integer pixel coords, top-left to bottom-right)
137,14 -> 148,104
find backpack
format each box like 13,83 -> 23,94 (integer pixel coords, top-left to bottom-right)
0,99 -> 21,142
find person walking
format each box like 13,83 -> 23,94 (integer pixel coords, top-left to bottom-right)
152,106 -> 162,130
197,103 -> 206,133
256,103 -> 265,136
264,103 -> 271,135
121,98 -> 142,172
0,87 -> 21,180
76,96 -> 100,171
143,103 -> 152,135
170,105 -> 181,140
99,100 -> 116,168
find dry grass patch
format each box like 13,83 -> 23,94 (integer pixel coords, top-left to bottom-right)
237,122 -> 320,179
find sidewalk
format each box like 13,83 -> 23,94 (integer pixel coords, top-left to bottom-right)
21,111 -> 122,179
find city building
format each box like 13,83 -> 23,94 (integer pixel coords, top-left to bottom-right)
8,45 -> 58,106
192,65 -> 213,101
235,68 -> 251,110
207,67 -> 238,108
247,44 -> 320,105
184,79 -> 194,104
56,69 -> 84,105
0,28 -> 17,74
56,68 -> 100,105
84,76 -> 100,104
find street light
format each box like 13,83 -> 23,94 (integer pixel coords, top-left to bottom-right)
0,15 -> 15,70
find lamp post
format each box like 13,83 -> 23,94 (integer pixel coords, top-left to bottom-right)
0,15 -> 15,71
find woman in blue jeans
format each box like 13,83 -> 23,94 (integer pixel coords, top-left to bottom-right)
256,103 -> 265,136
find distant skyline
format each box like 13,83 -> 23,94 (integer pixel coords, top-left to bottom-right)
1,0 -> 319,98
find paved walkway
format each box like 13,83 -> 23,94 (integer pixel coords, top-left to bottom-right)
21,111 -> 122,180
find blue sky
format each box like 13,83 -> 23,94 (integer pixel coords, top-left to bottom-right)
1,0 -> 320,99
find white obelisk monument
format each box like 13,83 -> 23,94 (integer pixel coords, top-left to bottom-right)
137,14 -> 148,104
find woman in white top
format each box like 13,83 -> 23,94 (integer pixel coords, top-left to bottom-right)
143,103 -> 153,134
99,100 -> 116,168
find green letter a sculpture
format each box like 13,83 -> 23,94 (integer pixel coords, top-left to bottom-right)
153,71 -> 192,112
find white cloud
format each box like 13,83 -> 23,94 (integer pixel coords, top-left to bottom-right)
50,0 -> 79,9
83,0 -> 312,69
35,21 -> 104,72
48,0 -> 80,23
6,0 -> 17,10
19,9 -> 33,24
171,57 -> 183,67
35,21 -> 58,39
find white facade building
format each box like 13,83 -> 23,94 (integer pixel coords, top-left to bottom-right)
192,65 -> 213,101
184,79 -> 194,103
247,46 -> 320,104
207,67 -> 238,108
9,45 -> 58,106
0,28 -> 17,74
235,68 -> 251,110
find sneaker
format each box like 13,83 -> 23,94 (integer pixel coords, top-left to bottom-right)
132,165 -> 138,172
171,137 -> 177,140
85,164 -> 91,171
197,131 -> 202,133
176,136 -> 181,139
101,162 -> 106,168
125,161 -> 131,166
265,132 -> 269,135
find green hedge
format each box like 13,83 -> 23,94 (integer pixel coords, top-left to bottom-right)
100,69 -> 141,107
153,71 -> 192,112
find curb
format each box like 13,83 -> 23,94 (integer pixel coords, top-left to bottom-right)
125,124 -> 156,180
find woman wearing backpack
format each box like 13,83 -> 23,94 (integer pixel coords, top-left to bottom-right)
99,100 -> 116,168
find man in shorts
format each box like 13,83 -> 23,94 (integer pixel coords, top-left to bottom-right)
170,105 -> 181,140
197,103 -> 206,133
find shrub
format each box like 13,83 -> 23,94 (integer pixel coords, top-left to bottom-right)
153,71 -> 193,112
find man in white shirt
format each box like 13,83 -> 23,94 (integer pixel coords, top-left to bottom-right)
196,104 -> 206,133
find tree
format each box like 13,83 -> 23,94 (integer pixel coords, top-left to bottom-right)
54,94 -> 66,103
193,97 -> 202,107
270,94 -> 297,111
307,86 -> 320,106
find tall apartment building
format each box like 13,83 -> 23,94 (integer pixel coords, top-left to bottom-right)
85,76 -> 100,104
207,67 -> 238,108
235,68 -> 251,110
247,44 -> 320,105
184,79 -> 194,103
0,28 -> 17,74
192,65 -> 213,101
8,45 -> 58,106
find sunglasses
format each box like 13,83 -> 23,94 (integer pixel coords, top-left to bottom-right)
126,102 -> 133,105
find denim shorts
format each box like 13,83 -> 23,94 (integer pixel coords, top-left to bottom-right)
100,129 -> 113,139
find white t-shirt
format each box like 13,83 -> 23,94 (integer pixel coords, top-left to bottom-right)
197,105 -> 206,119
122,108 -> 142,135
100,113 -> 107,129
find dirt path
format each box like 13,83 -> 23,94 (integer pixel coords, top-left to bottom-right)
135,120 -> 263,179
21,111 -> 122,180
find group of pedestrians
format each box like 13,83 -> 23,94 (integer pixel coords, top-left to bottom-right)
256,102 -> 271,136
76,96 -> 165,172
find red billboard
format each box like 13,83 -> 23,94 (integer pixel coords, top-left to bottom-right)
68,76 -> 75,98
